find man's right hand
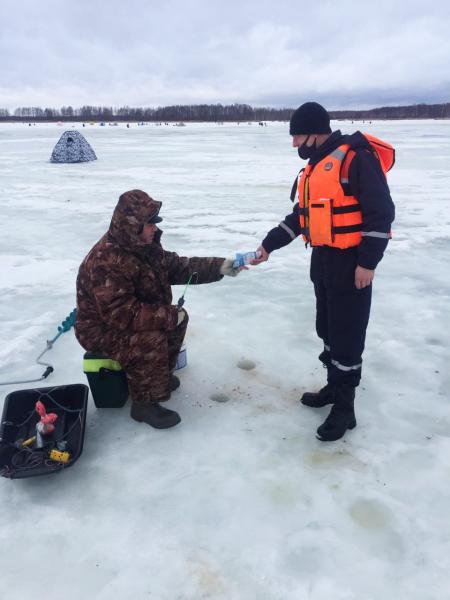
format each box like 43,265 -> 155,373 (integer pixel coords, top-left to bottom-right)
250,245 -> 270,265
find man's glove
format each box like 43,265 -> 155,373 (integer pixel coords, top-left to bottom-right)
220,259 -> 245,277
177,308 -> 187,326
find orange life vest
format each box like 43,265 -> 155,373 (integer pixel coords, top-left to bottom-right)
297,134 -> 395,248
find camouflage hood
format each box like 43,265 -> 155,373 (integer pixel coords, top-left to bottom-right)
108,189 -> 162,251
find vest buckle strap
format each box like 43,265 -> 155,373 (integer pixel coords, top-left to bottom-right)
332,224 -> 363,234
300,226 -> 310,239
332,204 -> 360,215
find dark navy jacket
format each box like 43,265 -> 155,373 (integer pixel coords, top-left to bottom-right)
262,131 -> 395,270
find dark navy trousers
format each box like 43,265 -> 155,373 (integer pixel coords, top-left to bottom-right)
310,246 -> 372,387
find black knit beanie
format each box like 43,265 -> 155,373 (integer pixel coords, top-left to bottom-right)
289,102 -> 331,135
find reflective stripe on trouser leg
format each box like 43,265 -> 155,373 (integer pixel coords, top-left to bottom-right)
331,359 -> 362,371
327,285 -> 372,387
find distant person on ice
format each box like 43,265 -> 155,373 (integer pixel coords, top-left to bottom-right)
251,102 -> 395,441
75,190 -> 244,429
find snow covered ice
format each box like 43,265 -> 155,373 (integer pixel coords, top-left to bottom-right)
0,120 -> 449,599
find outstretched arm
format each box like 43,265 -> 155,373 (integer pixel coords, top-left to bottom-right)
164,251 -> 225,285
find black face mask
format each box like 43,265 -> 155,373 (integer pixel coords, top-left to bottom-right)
297,136 -> 317,160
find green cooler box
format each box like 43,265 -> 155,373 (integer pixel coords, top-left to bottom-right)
83,353 -> 129,408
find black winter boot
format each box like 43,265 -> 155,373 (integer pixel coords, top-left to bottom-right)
316,384 -> 356,441
170,374 -> 181,392
301,383 -> 335,408
130,402 -> 181,429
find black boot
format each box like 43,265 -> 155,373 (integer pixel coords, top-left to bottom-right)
130,402 -> 181,429
170,374 -> 180,392
316,384 -> 356,441
301,383 -> 335,408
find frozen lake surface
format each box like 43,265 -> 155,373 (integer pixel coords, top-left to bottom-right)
0,120 -> 449,599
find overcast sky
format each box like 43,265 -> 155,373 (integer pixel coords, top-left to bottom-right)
1,0 -> 449,111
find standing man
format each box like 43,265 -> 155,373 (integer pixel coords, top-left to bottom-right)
251,102 -> 395,441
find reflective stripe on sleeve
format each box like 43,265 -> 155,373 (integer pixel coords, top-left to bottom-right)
279,222 -> 297,240
361,231 -> 391,239
324,344 -> 331,352
331,359 -> 362,372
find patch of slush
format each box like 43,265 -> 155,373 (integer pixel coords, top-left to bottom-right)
237,358 -> 256,370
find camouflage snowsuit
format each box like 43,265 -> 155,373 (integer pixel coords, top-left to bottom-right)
75,190 -> 225,403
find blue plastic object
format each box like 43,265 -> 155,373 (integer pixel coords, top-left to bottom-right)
233,252 -> 258,268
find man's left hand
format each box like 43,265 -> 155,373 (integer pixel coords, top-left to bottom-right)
355,266 -> 374,289
220,259 -> 248,277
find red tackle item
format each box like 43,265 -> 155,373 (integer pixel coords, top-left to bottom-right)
35,400 -> 58,434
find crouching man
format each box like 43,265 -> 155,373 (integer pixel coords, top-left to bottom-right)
75,189 -> 241,429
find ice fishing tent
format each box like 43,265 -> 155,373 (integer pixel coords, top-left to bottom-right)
50,130 -> 97,163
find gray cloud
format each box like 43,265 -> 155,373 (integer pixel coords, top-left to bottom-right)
1,0 -> 449,110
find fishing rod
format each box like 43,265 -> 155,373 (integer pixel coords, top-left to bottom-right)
176,272 -> 198,310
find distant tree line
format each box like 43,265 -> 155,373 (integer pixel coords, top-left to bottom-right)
330,103 -> 450,120
0,104 -> 292,122
0,102 -> 449,122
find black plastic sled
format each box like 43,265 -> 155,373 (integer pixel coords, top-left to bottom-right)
0,384 -> 88,479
